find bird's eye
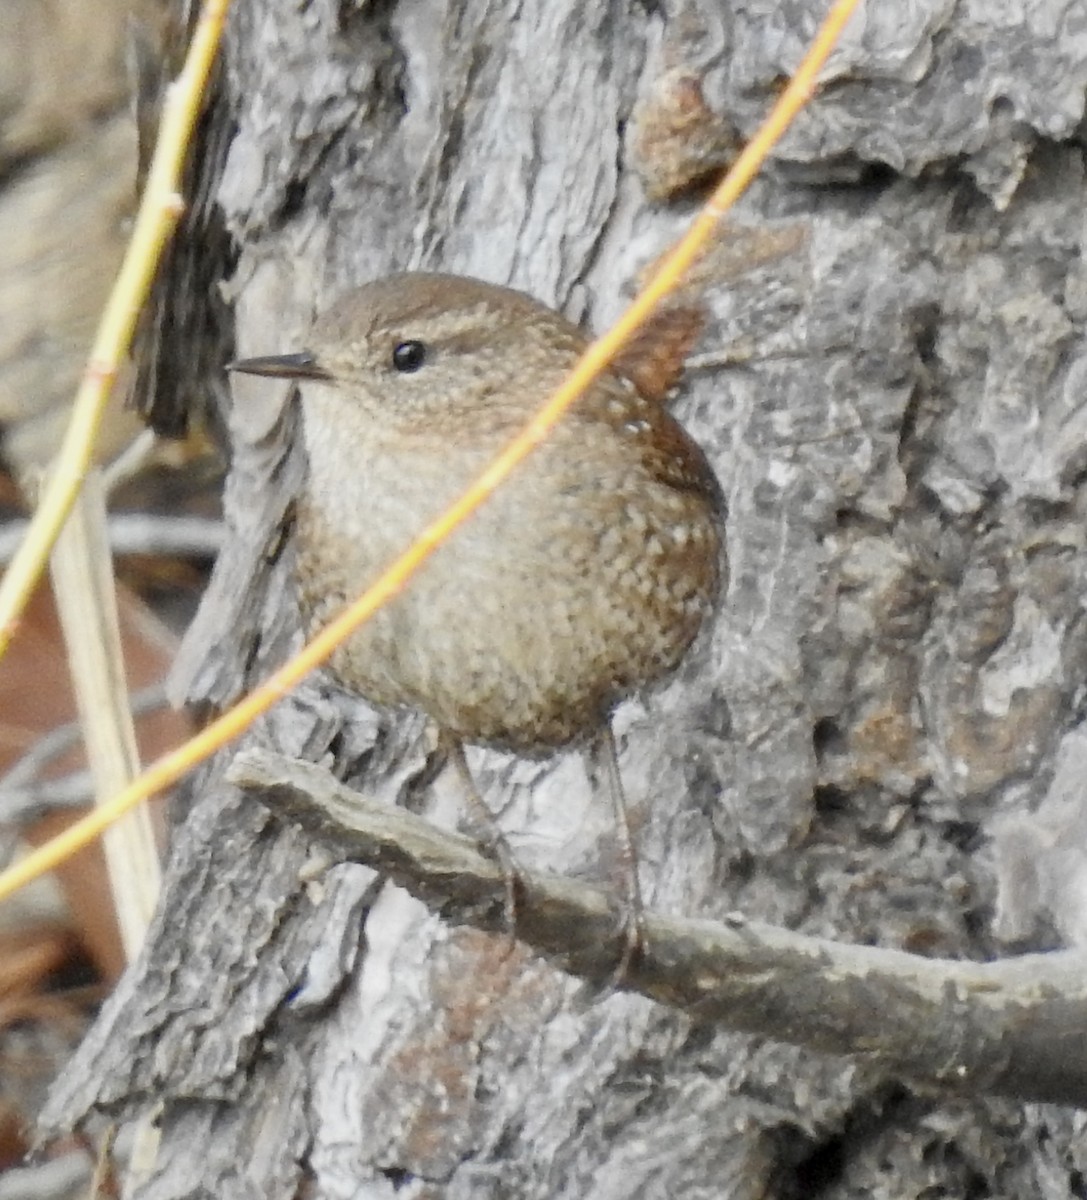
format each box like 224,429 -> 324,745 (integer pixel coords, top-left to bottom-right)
391,340 -> 427,373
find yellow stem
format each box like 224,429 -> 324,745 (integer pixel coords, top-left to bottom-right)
0,0 -> 232,657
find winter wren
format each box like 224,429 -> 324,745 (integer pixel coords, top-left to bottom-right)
230,273 -> 724,952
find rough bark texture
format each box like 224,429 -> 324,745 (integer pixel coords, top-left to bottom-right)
42,2 -> 1087,1196
228,747 -> 1087,1110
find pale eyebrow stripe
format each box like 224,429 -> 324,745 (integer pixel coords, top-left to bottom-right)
378,302 -> 500,344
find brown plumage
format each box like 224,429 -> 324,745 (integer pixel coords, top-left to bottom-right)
231,272 -> 726,963
232,273 -> 724,753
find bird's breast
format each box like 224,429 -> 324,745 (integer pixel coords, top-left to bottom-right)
294,398 -> 722,749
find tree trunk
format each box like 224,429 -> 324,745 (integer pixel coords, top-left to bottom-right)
43,2 -> 1087,1196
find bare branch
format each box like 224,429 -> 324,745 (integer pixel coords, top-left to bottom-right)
229,747 -> 1087,1111
0,685 -> 168,826
0,515 -> 223,566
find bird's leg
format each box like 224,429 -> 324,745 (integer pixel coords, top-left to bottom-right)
586,723 -> 645,980
443,732 -> 521,941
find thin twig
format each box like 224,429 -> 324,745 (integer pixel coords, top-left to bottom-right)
0,686 -> 166,794
1,772 -> 102,825
0,516 -> 224,566
0,687 -> 167,830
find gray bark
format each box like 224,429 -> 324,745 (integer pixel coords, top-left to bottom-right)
42,2 -> 1087,1196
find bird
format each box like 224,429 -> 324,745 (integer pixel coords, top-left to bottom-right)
229,272 -> 725,969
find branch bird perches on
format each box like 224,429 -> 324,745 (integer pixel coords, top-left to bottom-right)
230,748 -> 1087,1111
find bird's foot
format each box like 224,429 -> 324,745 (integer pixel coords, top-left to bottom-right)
444,734 -> 523,954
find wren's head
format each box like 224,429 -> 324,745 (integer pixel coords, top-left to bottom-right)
228,273 -> 589,436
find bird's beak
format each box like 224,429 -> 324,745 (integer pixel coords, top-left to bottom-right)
226,351 -> 331,380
